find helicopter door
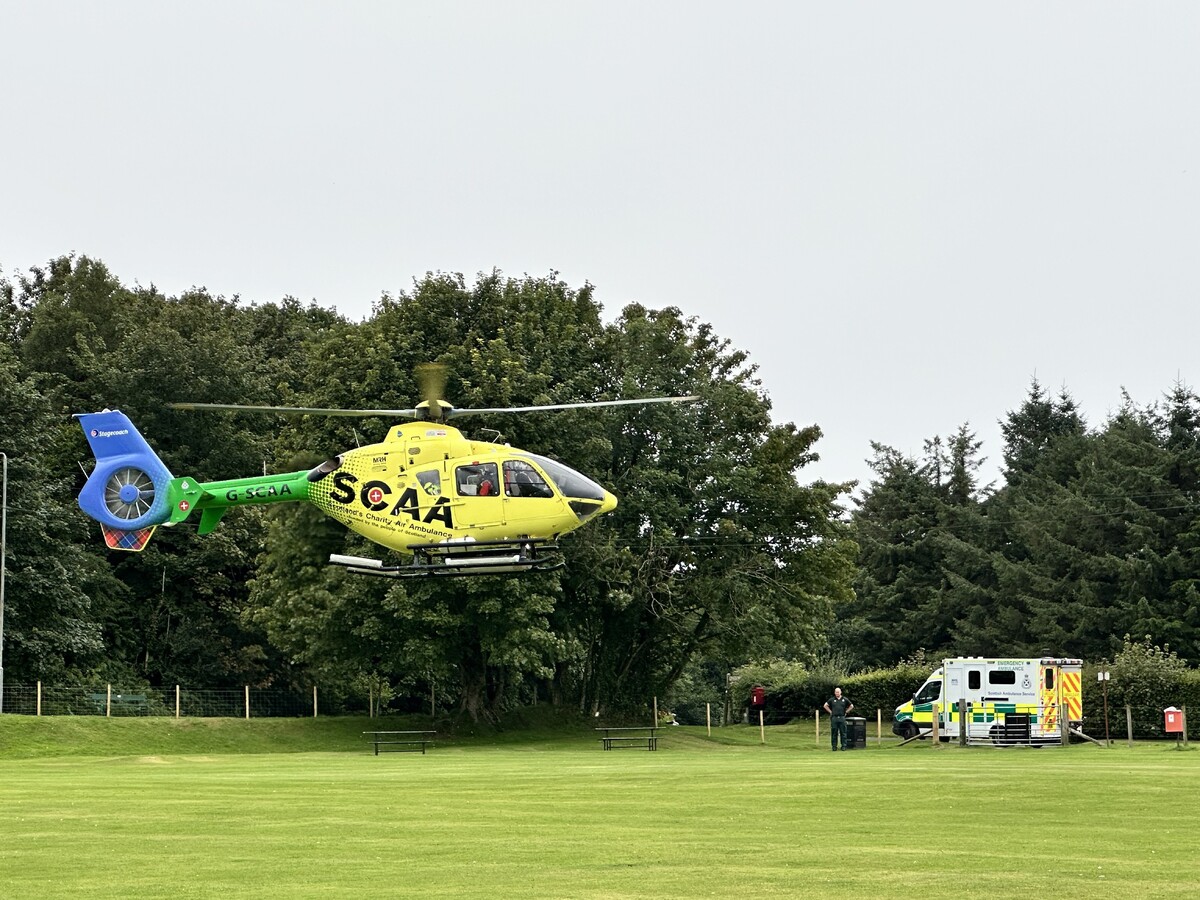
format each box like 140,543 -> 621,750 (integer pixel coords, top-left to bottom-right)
502,460 -> 554,499
454,462 -> 505,527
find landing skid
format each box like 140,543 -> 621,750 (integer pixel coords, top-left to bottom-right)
330,539 -> 563,578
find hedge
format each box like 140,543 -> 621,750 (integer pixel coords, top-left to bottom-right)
731,661 -> 929,725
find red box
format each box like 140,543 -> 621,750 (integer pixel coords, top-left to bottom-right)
1164,708 -> 1183,733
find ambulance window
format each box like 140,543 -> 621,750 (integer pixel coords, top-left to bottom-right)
1045,669 -> 1055,691
968,671 -> 981,690
989,671 -> 1016,685
914,681 -> 941,704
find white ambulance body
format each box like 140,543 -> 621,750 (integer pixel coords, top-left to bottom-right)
892,657 -> 1083,744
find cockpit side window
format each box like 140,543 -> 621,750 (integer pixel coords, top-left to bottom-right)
503,460 -> 553,498
417,470 -> 441,496
524,453 -> 606,501
456,463 -> 498,497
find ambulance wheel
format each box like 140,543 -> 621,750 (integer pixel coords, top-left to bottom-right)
897,721 -> 919,740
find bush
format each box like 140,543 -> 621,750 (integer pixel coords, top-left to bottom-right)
842,664 -> 930,719
730,659 -> 812,724
1083,636 -> 1198,739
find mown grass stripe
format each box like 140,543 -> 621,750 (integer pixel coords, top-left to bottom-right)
0,717 -> 1196,898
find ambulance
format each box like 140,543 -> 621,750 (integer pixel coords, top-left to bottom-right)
892,657 -> 1083,744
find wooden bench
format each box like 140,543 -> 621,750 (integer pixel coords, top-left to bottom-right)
363,730 -> 436,755
596,726 -> 659,751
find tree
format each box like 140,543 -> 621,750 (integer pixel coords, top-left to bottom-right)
971,388 -> 1200,662
558,304 -> 857,713
841,443 -> 946,666
248,271 -> 610,720
946,423 -> 988,506
841,422 -> 997,667
0,343 -> 117,680
247,276 -> 857,719
1000,378 -> 1087,487
7,256 -> 336,688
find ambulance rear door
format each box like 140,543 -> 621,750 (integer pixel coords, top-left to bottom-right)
944,659 -> 989,740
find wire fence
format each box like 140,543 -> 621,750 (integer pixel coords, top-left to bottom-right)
1,684 -> 318,718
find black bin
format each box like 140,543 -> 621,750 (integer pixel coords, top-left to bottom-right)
845,717 -> 867,749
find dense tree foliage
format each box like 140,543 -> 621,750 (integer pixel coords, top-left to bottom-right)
839,380 -> 1200,668
1,257 -> 854,720
245,276 -> 858,719
0,342 -> 114,679
8,254 -> 1198,719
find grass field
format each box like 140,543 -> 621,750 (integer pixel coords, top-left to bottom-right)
0,716 -> 1196,898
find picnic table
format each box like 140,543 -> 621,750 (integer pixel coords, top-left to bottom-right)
596,725 -> 659,751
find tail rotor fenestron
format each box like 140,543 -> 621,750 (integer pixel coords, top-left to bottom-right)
104,466 -> 157,520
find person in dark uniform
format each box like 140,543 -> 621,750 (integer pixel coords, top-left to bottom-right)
824,687 -> 854,751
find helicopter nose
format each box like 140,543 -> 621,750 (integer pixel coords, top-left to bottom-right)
600,490 -> 617,515
567,489 -> 617,522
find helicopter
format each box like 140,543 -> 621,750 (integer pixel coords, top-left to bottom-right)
75,377 -> 697,577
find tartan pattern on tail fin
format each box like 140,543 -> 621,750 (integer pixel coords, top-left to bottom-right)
102,525 -> 155,551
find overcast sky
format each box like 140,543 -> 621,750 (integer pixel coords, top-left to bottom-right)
3,3 -> 1198,493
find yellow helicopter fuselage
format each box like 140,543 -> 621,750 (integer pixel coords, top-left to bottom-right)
304,422 -> 617,552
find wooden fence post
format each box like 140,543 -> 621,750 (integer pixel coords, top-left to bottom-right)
930,702 -> 940,747
313,685 -> 318,718
1183,706 -> 1189,748
654,696 -> 659,725
1125,704 -> 1134,747
706,702 -> 711,736
759,709 -> 765,744
244,685 -> 250,720
36,680 -> 41,717
815,710 -> 820,746
877,708 -> 882,745
106,683 -> 112,718
175,685 -> 181,719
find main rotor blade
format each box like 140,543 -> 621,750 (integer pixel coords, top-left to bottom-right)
447,396 -> 700,417
168,402 -> 421,417
169,395 -> 699,418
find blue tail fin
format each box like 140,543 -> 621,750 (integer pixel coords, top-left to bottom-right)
77,410 -> 174,550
